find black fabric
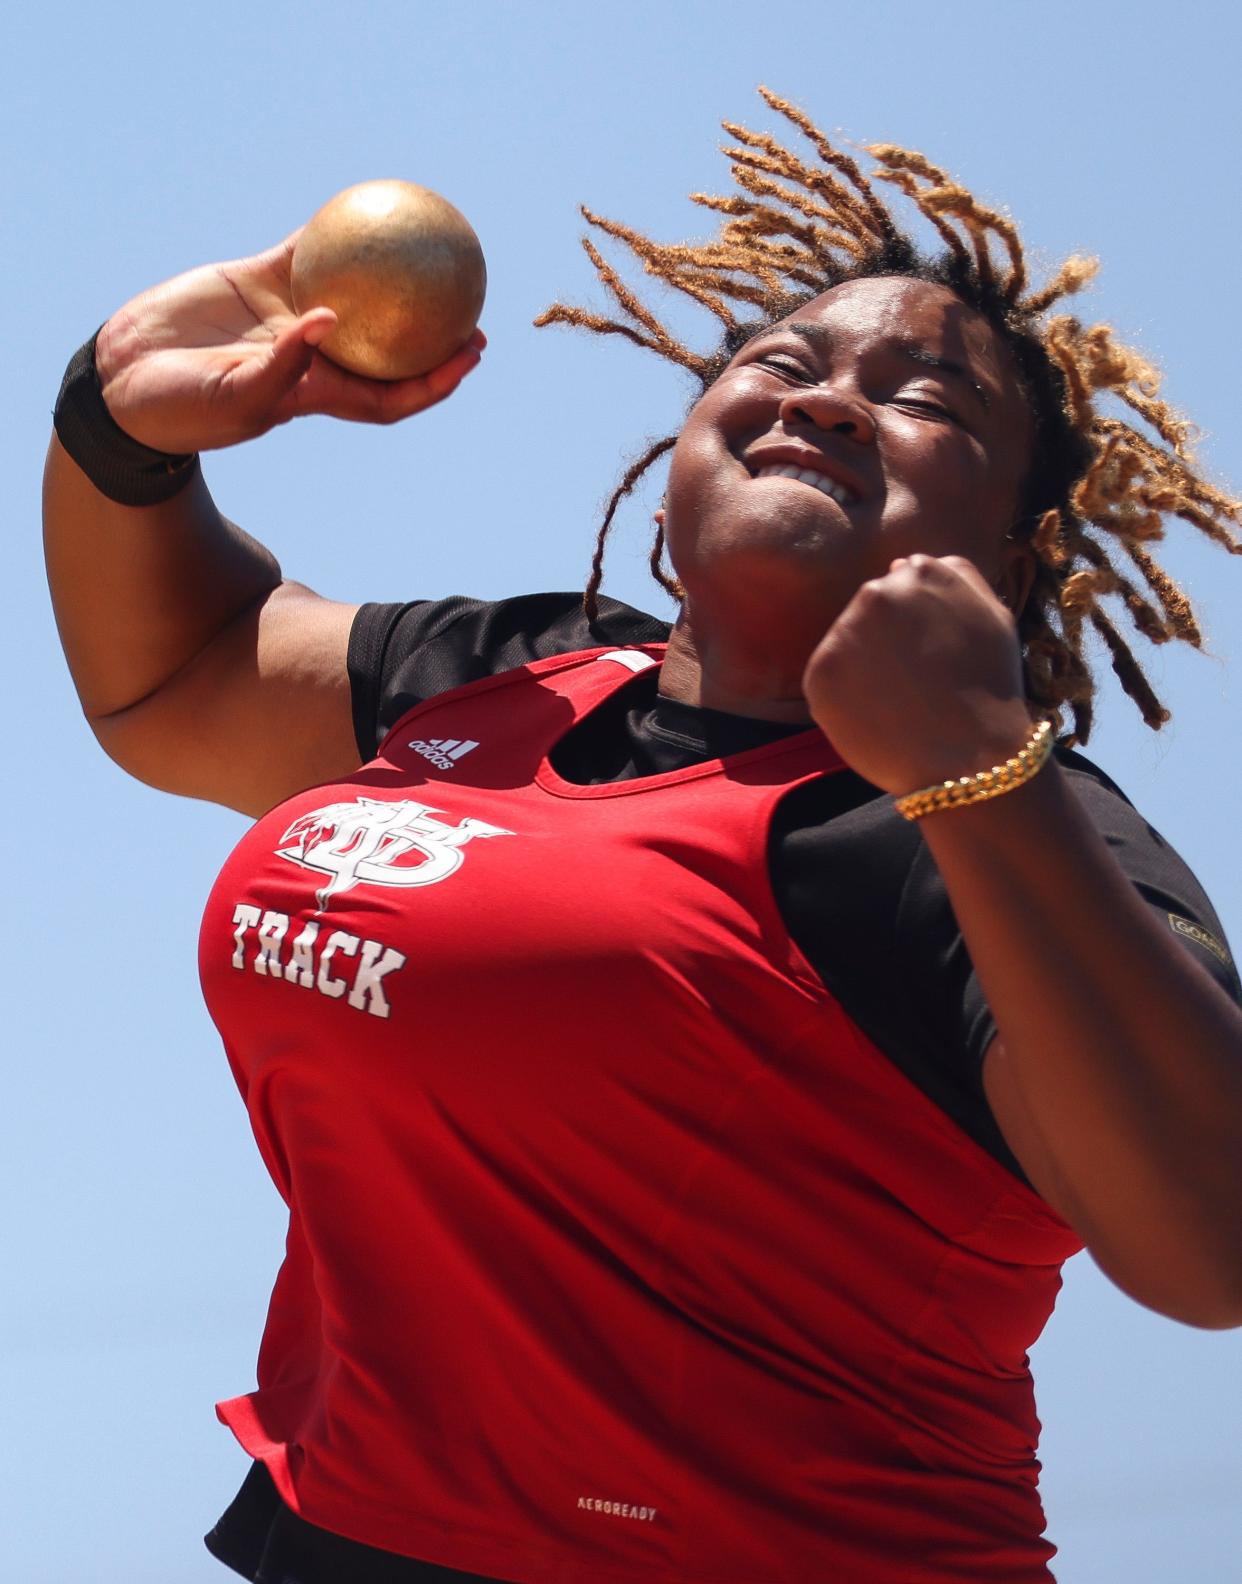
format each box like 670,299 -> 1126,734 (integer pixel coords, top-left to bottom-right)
205,1461 -> 504,1583
52,331 -> 199,506
346,591 -> 669,759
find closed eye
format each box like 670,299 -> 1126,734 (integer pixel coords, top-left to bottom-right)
755,354 -> 815,381
893,393 -> 963,424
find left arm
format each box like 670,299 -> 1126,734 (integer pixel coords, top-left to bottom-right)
805,554 -> 1242,1329
924,760 -> 1242,1329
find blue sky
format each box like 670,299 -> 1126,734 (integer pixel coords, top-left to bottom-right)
5,2 -> 1241,1579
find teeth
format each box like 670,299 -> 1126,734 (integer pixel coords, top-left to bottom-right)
754,463 -> 852,505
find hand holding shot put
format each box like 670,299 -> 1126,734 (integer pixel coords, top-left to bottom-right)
43,91 -> 1242,1584
94,179 -> 486,456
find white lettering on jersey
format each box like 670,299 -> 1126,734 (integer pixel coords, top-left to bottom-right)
576,1495 -> 659,1522
231,903 -> 261,968
316,929 -> 359,998
348,940 -> 407,1018
275,797 -> 512,911
229,905 -> 407,1020
255,910 -> 289,976
285,919 -> 319,987
408,736 -> 480,771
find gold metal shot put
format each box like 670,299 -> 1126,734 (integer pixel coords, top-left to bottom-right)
291,179 -> 487,380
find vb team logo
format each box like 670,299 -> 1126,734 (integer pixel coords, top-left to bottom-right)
409,736 -> 479,771
276,796 -> 513,910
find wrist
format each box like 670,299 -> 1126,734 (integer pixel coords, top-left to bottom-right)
52,329 -> 199,507
893,713 -> 1053,822
858,696 -> 1034,795
93,312 -> 126,394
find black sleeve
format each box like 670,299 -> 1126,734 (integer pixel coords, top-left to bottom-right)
950,749 -> 1242,1074
346,592 -> 671,759
775,749 -> 1240,1184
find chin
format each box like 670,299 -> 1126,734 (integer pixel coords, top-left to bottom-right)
681,530 -> 852,605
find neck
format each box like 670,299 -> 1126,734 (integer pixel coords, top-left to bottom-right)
659,608 -> 816,725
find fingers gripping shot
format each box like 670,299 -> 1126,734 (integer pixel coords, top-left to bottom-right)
44,92 -> 1242,1584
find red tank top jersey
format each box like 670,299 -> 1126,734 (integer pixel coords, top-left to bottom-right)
199,645 -> 1082,1584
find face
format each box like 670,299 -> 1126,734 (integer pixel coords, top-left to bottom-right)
662,276 -> 1036,645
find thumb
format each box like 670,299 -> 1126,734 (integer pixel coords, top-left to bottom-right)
254,309 -> 338,402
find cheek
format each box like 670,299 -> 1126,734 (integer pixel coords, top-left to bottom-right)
881,428 -> 1015,540
663,415 -> 739,533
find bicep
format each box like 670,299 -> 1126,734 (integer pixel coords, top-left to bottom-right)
91,582 -> 361,816
981,1036 -> 1078,1224
980,895 -> 1241,1238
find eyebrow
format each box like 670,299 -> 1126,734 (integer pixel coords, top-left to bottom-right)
773,321 -> 992,411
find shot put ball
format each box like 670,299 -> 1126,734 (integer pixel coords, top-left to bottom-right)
291,179 -> 486,380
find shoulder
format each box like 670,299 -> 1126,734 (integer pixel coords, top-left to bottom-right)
1052,745 -> 1240,995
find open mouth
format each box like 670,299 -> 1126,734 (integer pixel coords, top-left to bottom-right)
752,463 -> 854,506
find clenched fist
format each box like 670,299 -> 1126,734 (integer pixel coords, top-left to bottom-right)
803,554 -> 1036,796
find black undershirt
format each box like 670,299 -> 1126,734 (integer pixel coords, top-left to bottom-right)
206,589 -> 1239,1584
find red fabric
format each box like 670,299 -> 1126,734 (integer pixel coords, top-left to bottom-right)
199,646 -> 1082,1584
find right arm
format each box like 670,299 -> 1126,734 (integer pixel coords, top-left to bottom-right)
44,233 -> 483,817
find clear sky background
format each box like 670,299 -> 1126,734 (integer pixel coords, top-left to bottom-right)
4,3 -> 1241,1580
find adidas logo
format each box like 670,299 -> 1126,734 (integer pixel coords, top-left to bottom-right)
408,736 -> 480,772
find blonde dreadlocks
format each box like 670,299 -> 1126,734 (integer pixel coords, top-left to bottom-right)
534,87 -> 1242,743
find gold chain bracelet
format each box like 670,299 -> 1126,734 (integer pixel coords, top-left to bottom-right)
893,719 -> 1055,822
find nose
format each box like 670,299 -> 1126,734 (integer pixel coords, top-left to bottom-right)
779,382 -> 876,444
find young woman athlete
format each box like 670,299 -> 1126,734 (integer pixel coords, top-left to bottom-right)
45,90 -> 1242,1584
